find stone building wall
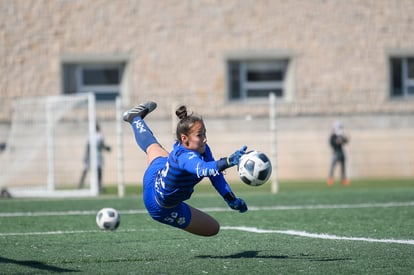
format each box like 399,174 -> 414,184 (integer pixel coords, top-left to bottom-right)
1,0 -> 414,120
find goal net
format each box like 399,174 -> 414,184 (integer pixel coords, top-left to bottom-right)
0,94 -> 99,198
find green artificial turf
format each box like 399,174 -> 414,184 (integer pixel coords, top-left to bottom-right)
0,179 -> 413,274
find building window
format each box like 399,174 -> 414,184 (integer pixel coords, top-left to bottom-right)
228,59 -> 289,101
62,63 -> 124,101
390,57 -> 414,98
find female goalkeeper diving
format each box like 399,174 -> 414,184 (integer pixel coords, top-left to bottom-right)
123,101 -> 248,236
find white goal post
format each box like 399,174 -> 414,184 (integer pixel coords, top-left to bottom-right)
269,93 -> 279,194
0,93 -> 99,198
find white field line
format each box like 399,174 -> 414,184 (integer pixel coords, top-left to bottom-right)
0,201 -> 413,245
1,201 -> 413,218
0,226 -> 413,246
221,226 -> 414,245
0,228 -> 141,237
0,209 -> 147,217
202,201 -> 414,212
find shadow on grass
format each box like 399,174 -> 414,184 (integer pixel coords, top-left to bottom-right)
196,250 -> 286,259
0,256 -> 78,273
196,250 -> 351,262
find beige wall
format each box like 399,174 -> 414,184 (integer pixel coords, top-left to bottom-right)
72,114 -> 414,183
1,0 -> 414,120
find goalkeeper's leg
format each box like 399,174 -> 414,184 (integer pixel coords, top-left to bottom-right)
183,206 -> 220,236
123,101 -> 168,164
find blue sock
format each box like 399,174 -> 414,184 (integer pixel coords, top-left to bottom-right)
131,117 -> 158,152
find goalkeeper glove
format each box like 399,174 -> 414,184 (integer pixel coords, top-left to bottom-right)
227,145 -> 248,166
224,192 -> 248,213
216,145 -> 248,171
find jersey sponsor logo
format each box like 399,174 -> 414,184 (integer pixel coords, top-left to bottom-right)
196,162 -> 220,178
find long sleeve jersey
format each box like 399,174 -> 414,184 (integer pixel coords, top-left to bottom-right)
154,142 -> 233,207
330,133 -> 348,156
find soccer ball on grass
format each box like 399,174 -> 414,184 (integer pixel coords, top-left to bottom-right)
96,208 -> 120,230
238,150 -> 272,186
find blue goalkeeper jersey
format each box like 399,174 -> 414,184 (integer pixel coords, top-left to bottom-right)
154,142 -> 233,207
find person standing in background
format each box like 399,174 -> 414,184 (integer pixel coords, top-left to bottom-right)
78,123 -> 111,193
327,121 -> 350,186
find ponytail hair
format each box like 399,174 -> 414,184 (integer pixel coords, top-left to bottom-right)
175,105 -> 204,142
175,105 -> 188,120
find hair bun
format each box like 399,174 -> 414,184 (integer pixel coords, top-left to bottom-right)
175,105 -> 188,120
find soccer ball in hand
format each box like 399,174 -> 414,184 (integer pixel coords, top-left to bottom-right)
96,208 -> 120,230
238,150 -> 272,186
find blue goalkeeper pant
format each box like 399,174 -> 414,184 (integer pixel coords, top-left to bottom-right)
142,157 -> 192,229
